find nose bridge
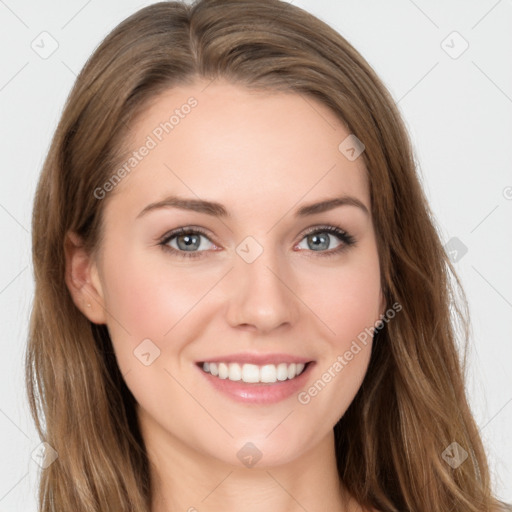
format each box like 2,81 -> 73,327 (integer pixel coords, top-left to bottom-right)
225,235 -> 299,332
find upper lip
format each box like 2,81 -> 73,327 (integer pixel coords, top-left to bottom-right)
197,353 -> 313,365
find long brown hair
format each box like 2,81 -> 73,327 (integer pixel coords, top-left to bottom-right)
26,1 -> 507,510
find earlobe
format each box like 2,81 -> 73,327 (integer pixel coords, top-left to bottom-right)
64,231 -> 107,324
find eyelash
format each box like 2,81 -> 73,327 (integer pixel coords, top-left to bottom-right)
158,225 -> 357,259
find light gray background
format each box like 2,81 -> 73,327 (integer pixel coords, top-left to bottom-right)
1,0 -> 511,510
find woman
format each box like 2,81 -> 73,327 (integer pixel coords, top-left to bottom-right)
26,0 -> 509,510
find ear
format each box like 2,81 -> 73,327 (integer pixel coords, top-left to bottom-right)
64,231 -> 107,324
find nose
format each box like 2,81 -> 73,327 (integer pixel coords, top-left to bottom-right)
225,246 -> 301,335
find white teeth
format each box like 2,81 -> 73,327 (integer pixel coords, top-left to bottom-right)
218,362 -> 229,379
277,363 -> 288,381
228,363 -> 242,381
261,364 -> 277,383
287,363 -> 296,380
209,362 -> 218,376
242,364 -> 260,383
201,361 -> 307,383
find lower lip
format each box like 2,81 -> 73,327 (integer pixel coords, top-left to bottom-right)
196,362 -> 315,404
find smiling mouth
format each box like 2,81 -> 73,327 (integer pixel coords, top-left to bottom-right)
198,361 -> 312,384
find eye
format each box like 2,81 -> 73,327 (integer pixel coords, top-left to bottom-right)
295,225 -> 356,257
159,227 -> 217,259
158,225 -> 356,259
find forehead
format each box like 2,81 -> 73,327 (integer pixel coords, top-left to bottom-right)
109,79 -> 370,218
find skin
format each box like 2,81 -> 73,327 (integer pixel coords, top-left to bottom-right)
65,79 -> 385,512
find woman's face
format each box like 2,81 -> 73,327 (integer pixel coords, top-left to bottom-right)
86,79 -> 385,468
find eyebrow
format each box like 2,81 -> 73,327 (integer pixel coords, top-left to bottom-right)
136,194 -> 370,219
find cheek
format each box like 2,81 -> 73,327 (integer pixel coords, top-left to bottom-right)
99,245 -> 191,364
331,268 -> 381,339
298,262 -> 379,427
99,242 -> 226,375
301,250 -> 382,346
102,241 -> 189,325
296,245 -> 381,413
